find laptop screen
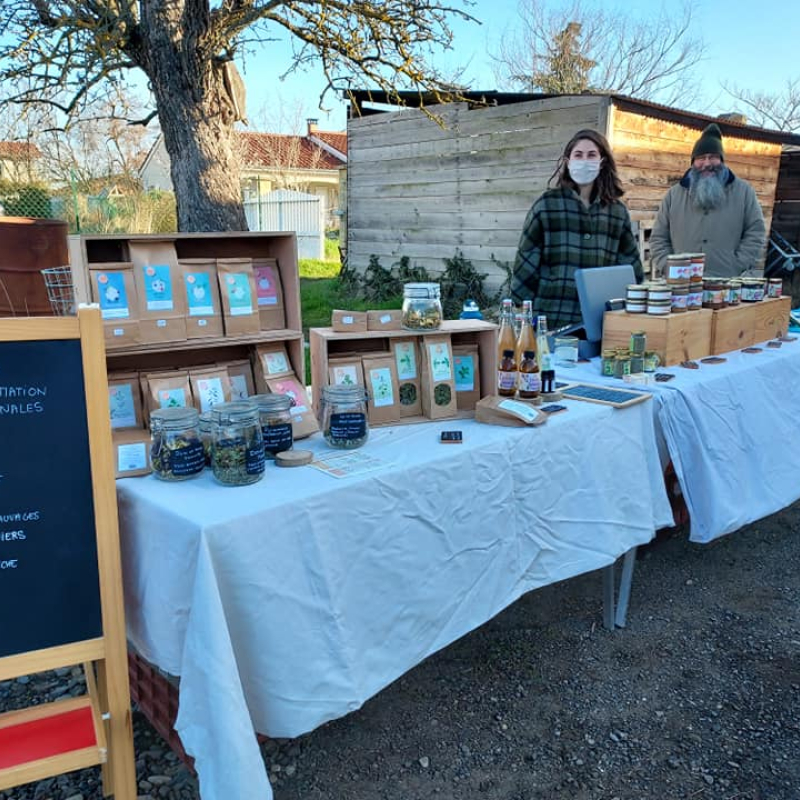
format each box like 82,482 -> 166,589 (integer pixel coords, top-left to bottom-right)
574,265 -> 636,342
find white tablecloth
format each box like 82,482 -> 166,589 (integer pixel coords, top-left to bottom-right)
566,335 -> 800,543
118,400 -> 672,800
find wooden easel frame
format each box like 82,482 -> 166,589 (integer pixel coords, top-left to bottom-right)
0,307 -> 136,798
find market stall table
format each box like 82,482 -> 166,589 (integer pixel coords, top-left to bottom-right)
118,400 -> 672,800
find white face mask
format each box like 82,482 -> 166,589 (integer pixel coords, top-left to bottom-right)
568,159 -> 602,185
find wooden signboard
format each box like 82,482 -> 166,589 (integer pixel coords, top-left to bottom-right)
0,308 -> 136,798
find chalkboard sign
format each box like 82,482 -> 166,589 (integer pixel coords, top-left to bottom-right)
0,338 -> 102,657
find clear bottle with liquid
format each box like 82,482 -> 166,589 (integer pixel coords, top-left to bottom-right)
518,349 -> 540,399
497,298 -> 516,364
497,348 -> 517,397
515,300 -> 536,366
536,315 -> 555,393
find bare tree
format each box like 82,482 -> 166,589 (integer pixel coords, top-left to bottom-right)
721,78 -> 800,132
492,0 -> 704,106
0,1 -> 478,232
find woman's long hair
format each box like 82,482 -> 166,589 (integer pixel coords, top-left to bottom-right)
549,128 -> 625,206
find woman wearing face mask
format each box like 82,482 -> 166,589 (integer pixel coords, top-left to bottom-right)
511,129 -> 643,330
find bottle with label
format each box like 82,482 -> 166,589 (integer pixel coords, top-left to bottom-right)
536,315 -> 555,393
497,298 -> 516,364
518,349 -> 540,399
515,300 -> 536,366
497,349 -> 517,397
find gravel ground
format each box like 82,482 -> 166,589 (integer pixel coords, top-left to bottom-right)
2,501 -> 800,800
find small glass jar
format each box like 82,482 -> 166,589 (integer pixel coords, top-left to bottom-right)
687,287 -> 703,310
768,277 -> 783,298
253,393 -> 294,459
626,284 -> 648,302
666,254 -> 692,282
688,253 -> 705,282
728,279 -> 742,305
601,350 -> 617,377
210,401 -> 265,486
647,284 -> 672,303
198,411 -> 213,467
625,299 -> 646,314
401,283 -> 443,331
150,407 -> 205,481
321,384 -> 369,449
702,279 -> 725,309
613,355 -> 631,378
647,299 -> 671,315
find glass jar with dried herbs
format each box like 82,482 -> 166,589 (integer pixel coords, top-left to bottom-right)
321,384 -> 369,449
401,283 -> 443,331
210,401 -> 265,486
198,411 -> 213,467
252,393 -> 294,459
150,407 -> 205,481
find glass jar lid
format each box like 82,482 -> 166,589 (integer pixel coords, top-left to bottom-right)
198,411 -> 213,432
150,406 -> 199,430
210,400 -> 259,425
251,393 -> 293,412
322,384 -> 368,403
403,282 -> 441,300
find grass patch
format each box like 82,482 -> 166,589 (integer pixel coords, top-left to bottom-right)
299,259 -> 341,279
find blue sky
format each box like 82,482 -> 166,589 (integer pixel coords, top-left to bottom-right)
238,0 -> 799,133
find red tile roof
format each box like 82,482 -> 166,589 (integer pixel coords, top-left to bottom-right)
312,131 -> 347,156
0,141 -> 42,160
238,132 -> 346,171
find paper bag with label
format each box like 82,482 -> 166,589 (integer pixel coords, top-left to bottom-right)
362,353 -> 401,425
252,257 -> 285,330
475,396 -> 547,427
179,258 -> 224,339
128,239 -> 188,343
144,370 -> 193,417
453,344 -> 481,411
223,359 -> 256,401
88,262 -> 141,348
252,343 -> 294,392
189,366 -> 232,413
328,356 -> 365,388
419,334 -> 458,419
217,257 -> 260,336
108,371 -> 144,431
265,375 -> 320,439
391,338 -> 423,418
112,429 -> 152,478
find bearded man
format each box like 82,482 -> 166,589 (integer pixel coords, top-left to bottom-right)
650,123 -> 766,277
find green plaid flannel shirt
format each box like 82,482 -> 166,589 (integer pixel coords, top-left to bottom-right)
511,188 -> 643,329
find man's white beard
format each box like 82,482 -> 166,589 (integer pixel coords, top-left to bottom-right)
689,165 -> 729,211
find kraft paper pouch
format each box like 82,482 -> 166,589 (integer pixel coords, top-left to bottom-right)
265,375 -> 319,439
252,257 -> 286,330
252,343 -> 294,392
144,370 -> 193,417
367,309 -> 403,331
452,344 -> 481,411
107,371 -> 144,431
419,334 -> 458,419
216,257 -> 260,336
332,309 -> 368,332
391,337 -> 422,418
179,258 -> 224,339
328,356 -> 365,388
88,262 -> 141,348
129,239 -> 188,343
189,366 -> 232,413
361,353 -> 401,426
223,359 -> 256,401
112,429 -> 152,478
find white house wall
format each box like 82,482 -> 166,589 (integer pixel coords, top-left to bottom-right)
346,95 -> 605,289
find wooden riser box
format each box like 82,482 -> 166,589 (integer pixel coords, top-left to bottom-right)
710,296 -> 792,355
602,309 -> 713,367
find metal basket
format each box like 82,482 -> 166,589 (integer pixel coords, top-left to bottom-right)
40,266 -> 77,316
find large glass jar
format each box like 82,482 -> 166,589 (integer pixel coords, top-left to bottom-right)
198,411 -> 213,467
210,401 -> 265,486
150,407 -> 205,481
252,393 -> 294,459
321,385 -> 369,449
401,282 -> 442,331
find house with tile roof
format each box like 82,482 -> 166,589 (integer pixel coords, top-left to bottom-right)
139,119 -> 346,228
0,141 -> 42,182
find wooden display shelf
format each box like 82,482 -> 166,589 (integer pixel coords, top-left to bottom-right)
309,319 -> 498,420
709,296 -> 791,355
0,695 -> 106,792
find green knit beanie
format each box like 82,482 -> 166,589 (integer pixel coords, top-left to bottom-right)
691,123 -> 725,161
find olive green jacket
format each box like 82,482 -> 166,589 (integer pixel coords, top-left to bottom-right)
650,170 -> 766,278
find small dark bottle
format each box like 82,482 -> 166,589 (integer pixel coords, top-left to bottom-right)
497,348 -> 517,397
541,369 -> 556,394
518,349 -> 540,399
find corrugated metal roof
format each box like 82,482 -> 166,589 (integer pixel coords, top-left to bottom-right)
344,90 -> 800,147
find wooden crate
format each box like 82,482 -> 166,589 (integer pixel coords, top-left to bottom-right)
752,296 -> 792,343
309,320 -> 498,425
709,303 -> 757,355
602,309 -> 713,366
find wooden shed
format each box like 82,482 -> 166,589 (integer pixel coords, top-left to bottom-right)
344,92 -> 800,288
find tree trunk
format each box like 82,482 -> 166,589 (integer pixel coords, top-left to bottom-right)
137,4 -> 248,232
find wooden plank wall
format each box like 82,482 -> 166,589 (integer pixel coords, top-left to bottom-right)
346,95 -> 605,289
610,108 -> 783,237
772,150 -> 800,247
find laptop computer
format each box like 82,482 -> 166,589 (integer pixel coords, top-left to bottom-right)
574,264 -> 637,345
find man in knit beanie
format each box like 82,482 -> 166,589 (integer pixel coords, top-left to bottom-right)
650,122 -> 765,277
